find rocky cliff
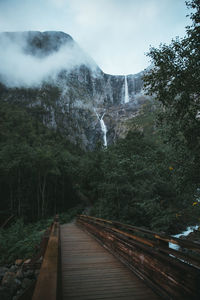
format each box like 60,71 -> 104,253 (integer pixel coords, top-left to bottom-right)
0,31 -> 149,149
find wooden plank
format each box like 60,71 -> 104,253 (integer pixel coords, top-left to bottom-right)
61,223 -> 160,300
77,215 -> 200,300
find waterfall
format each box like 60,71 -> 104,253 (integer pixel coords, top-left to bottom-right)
169,225 -> 199,251
124,75 -> 129,103
100,114 -> 107,147
94,110 -> 107,147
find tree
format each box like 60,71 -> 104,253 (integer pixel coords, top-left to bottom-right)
0,100 -> 83,220
144,0 -> 200,186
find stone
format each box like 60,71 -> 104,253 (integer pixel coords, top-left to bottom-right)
0,267 -> 9,281
1,271 -> 20,296
0,32 -> 146,151
24,269 -> 34,279
1,272 -> 16,287
14,278 -> 21,287
37,256 -> 43,263
17,289 -> 23,295
15,259 -> 23,266
10,265 -> 17,272
34,269 -> 40,277
23,259 -> 31,265
13,289 -> 24,300
21,278 -> 32,289
15,269 -> 23,279
0,286 -> 12,300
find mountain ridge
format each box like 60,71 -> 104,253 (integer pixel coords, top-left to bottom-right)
0,30 -> 150,148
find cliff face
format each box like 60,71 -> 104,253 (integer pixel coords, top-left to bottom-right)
0,31 -> 149,149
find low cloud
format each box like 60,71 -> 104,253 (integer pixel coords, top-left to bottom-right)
0,33 -> 97,88
0,0 -> 190,75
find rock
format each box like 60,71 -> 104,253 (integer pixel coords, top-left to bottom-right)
16,269 -> 23,279
17,289 -> 23,295
15,259 -> 23,266
1,271 -> 20,296
23,259 -> 31,265
0,31 -> 147,150
1,272 -> 16,287
13,289 -> 24,300
0,266 -> 9,273
0,286 -> 12,300
10,265 -> 17,272
14,278 -> 21,287
0,267 -> 9,281
21,278 -> 32,289
36,256 -> 43,264
24,269 -> 34,279
34,269 -> 40,277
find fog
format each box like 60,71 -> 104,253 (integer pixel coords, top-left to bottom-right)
0,0 -> 191,75
0,33 -> 97,88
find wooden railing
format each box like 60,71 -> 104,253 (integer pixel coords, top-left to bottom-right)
32,215 -> 60,300
77,215 -> 200,300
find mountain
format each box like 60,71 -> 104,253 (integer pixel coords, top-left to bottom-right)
0,31 -> 149,149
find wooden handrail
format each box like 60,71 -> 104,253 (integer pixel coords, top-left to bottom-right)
32,215 -> 60,300
77,215 -> 200,300
78,215 -> 200,252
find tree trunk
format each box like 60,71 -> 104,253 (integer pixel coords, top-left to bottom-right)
18,169 -> 21,216
41,174 -> 47,217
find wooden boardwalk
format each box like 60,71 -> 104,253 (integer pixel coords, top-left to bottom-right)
60,223 -> 161,300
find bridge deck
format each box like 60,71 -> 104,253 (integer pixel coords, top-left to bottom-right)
60,223 -> 161,300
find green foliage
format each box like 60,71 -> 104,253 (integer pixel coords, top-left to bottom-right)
0,99 -> 84,219
59,205 -> 84,224
80,100 -> 200,233
0,0 -> 199,237
0,218 -> 53,264
143,0 -> 200,186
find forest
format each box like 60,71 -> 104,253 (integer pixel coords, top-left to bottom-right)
0,0 -> 199,263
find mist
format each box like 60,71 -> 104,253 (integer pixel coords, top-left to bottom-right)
0,32 -> 97,88
0,0 -> 191,75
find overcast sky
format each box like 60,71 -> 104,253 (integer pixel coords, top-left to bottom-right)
0,0 -> 191,75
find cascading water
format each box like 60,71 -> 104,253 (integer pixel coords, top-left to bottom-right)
94,109 -> 107,147
100,114 -> 107,147
124,75 -> 129,103
169,225 -> 199,250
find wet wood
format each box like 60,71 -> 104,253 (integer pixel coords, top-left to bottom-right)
32,221 -> 60,300
61,223 -> 161,300
77,215 -> 200,300
82,215 -> 200,252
